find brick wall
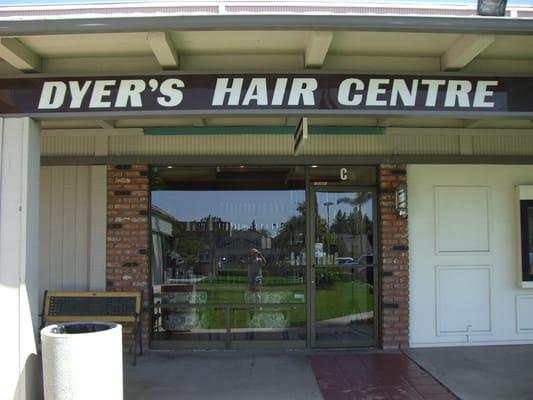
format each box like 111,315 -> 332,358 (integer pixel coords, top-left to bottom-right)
378,164 -> 409,349
106,164 -> 151,348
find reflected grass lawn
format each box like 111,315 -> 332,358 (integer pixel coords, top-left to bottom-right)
189,281 -> 373,329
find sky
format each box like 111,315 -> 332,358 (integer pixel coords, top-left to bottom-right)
1,0 -> 533,6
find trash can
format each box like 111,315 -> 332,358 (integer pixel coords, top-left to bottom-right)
41,322 -> 123,400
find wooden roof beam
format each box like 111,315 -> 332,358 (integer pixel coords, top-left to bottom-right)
97,120 -> 115,129
147,32 -> 179,70
0,37 -> 41,72
305,31 -> 334,69
441,34 -> 495,71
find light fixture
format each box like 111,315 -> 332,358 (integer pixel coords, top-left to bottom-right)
167,166 -> 173,169
311,165 -> 318,168
477,0 -> 507,16
395,184 -> 408,219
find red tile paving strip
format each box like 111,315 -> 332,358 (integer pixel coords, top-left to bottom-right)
309,353 -> 457,400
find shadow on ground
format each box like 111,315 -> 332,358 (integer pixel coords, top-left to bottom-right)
124,351 -> 322,400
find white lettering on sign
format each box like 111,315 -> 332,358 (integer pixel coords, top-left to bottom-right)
390,79 -> 418,107
115,79 -> 146,107
340,168 -> 348,181
444,80 -> 472,107
420,80 -> 446,107
473,80 -> 498,107
242,78 -> 268,106
366,79 -> 390,106
335,78 -> 498,109
69,81 -> 92,108
38,81 -> 67,109
156,79 -> 184,107
89,80 -> 115,108
338,78 -> 364,106
212,77 -> 318,107
288,78 -> 318,106
34,76 -> 501,112
272,78 -> 288,106
212,78 -> 243,106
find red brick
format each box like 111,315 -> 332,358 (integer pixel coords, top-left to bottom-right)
107,165 -> 150,349
379,164 -> 409,349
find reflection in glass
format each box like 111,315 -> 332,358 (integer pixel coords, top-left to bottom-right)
314,191 -> 375,346
527,207 -> 533,277
150,167 -> 306,343
231,306 -> 306,341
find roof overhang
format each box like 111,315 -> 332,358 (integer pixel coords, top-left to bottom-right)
2,14 -> 533,36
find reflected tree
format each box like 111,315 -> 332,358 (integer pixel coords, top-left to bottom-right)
336,192 -> 372,256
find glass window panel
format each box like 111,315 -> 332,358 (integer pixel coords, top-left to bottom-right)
314,190 -> 375,346
150,166 -> 307,343
152,306 -> 228,342
315,191 -> 374,265
231,306 -> 306,342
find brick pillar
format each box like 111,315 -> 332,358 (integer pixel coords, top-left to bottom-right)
106,164 -> 151,349
378,164 -> 409,349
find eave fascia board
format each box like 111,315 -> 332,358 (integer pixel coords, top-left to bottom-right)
1,15 -> 533,36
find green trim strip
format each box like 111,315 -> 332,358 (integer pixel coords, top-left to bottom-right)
144,126 -> 386,136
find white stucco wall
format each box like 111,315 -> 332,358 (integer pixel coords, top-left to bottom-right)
409,165 -> 533,347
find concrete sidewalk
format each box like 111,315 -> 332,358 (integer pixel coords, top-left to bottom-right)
125,346 -> 533,400
124,351 -> 322,400
406,345 -> 533,400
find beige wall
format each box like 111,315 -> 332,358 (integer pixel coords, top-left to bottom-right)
41,128 -> 533,158
39,166 -> 107,305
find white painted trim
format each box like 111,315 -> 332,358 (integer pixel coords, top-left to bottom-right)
305,31 -> 334,69
147,32 -> 179,70
0,38 -> 41,72
441,34 -> 495,71
0,117 -> 41,400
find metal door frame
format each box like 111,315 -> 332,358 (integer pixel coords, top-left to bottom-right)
307,183 -> 379,348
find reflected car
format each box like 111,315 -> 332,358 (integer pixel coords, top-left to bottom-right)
354,254 -> 374,265
335,257 -> 354,265
342,256 -> 374,285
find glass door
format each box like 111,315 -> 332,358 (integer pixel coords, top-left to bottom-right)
310,188 -> 376,347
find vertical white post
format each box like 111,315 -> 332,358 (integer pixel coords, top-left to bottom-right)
0,117 -> 41,400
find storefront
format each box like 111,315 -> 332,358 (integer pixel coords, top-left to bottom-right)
2,1 -> 533,398
149,165 -> 377,349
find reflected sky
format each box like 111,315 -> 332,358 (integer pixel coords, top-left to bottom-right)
152,190 -> 373,235
152,190 -> 305,235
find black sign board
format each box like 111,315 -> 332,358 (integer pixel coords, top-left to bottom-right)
0,73 -> 532,117
48,296 -> 137,317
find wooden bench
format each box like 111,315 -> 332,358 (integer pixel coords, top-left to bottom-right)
40,290 -> 143,365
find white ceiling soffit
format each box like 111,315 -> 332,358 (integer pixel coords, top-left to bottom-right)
0,2 -> 532,36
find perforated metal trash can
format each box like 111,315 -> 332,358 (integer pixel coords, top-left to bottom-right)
41,322 -> 123,400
